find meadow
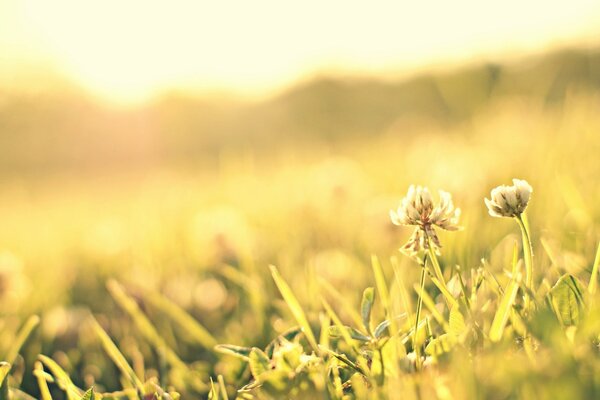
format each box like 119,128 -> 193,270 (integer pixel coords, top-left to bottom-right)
1,50 -> 600,399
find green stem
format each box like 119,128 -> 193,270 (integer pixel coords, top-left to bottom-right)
427,239 -> 452,309
427,241 -> 445,285
516,214 -> 534,312
414,264 -> 427,371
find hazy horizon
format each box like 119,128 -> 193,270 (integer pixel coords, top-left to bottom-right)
2,0 -> 600,105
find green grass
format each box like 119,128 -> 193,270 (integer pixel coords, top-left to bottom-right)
0,94 -> 599,399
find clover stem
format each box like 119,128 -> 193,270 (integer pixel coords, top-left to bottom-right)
427,237 -> 452,309
427,244 -> 446,288
414,259 -> 427,371
516,213 -> 534,312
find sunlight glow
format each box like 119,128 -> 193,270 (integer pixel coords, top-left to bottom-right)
2,0 -> 599,103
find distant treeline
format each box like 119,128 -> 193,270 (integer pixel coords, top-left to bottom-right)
0,47 -> 599,174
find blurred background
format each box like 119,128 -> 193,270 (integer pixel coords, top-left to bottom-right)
1,0 -> 600,395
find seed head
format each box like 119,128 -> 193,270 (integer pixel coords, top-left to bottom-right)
485,179 -> 533,218
390,185 -> 461,256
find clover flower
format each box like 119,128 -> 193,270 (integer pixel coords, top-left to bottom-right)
485,179 -> 533,218
390,186 -> 461,256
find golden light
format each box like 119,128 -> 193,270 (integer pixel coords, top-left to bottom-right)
1,0 -> 599,104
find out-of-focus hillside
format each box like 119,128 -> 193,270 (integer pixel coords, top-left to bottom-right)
0,47 -> 599,174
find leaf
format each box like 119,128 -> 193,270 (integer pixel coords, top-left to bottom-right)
549,274 -> 586,327
374,319 -> 391,339
248,348 -> 270,380
80,388 -> 95,400
269,265 -> 318,353
425,334 -> 457,357
489,277 -> 520,342
214,345 -> 252,360
360,287 -> 375,335
374,314 -> 408,339
328,326 -> 370,342
321,348 -> 366,376
265,327 -> 303,358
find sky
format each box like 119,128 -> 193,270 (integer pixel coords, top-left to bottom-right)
1,0 -> 600,104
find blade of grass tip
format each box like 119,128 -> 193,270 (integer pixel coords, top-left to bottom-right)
217,375 -> 229,400
88,316 -> 145,394
489,277 -> 520,342
142,290 -> 218,349
360,287 -> 375,335
269,265 -> 319,353
588,242 -> 600,296
5,315 -> 40,365
0,362 -> 10,400
38,354 -> 83,400
80,388 -> 95,400
317,277 -> 363,328
33,361 -> 53,400
106,280 -> 188,371
208,377 -> 217,400
321,298 -> 360,354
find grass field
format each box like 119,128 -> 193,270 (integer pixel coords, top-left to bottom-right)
1,84 -> 600,398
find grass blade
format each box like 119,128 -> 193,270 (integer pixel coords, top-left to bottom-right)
317,277 -> 363,328
371,255 -> 402,375
38,354 -> 83,400
33,361 -> 53,400
142,290 -> 218,349
321,298 -> 360,353
588,242 -> 600,296
489,278 -> 520,342
413,283 -> 450,332
269,265 -> 319,353
88,315 -> 145,394
0,362 -> 10,400
106,280 -> 187,371
5,315 -> 40,365
360,287 -> 375,335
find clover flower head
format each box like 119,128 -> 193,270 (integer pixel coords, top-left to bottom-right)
485,179 -> 533,218
390,185 -> 461,256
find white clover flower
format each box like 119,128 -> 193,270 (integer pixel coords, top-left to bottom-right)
390,185 -> 461,256
485,179 -> 533,218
